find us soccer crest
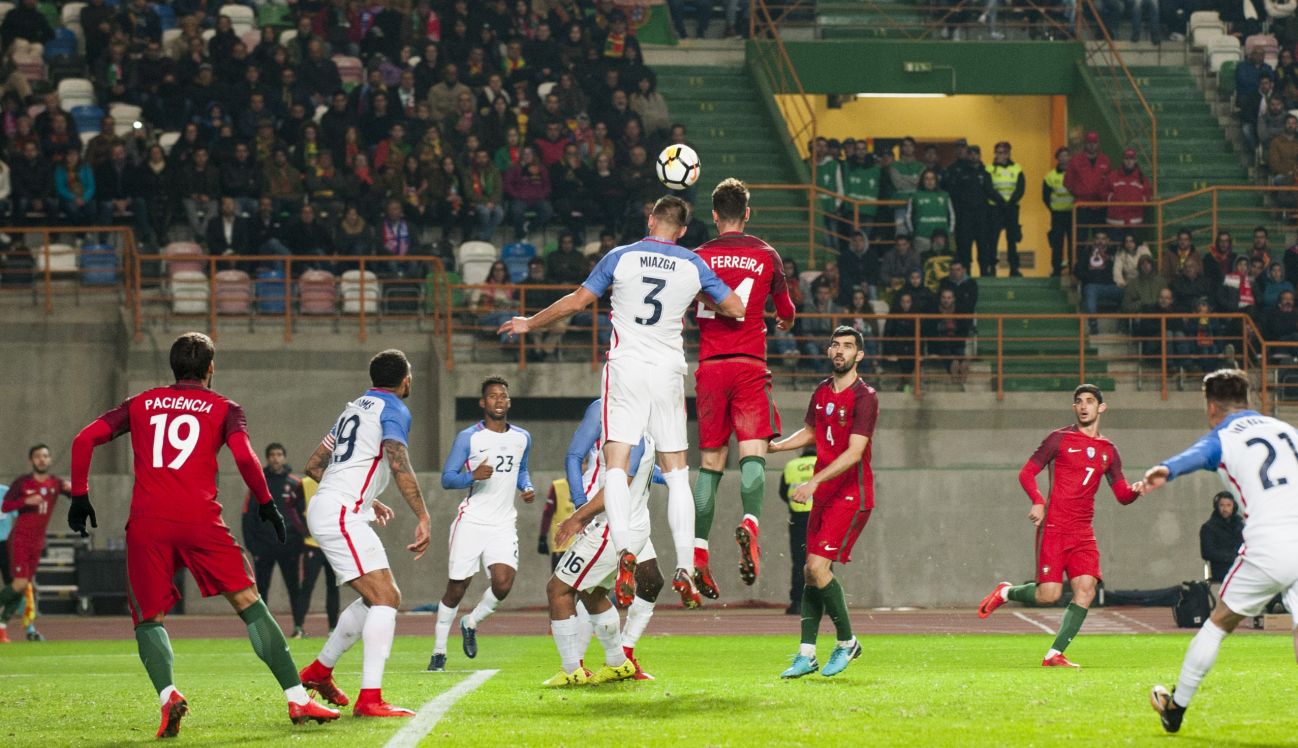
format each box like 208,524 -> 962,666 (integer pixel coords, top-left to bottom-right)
1086,447 -> 1095,459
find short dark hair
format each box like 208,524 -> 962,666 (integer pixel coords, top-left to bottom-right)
481,375 -> 509,398
28,443 -> 48,459
265,442 -> 286,458
712,177 -> 750,223
1073,383 -> 1103,404
831,324 -> 864,351
651,195 -> 690,228
369,349 -> 410,388
170,332 -> 215,381
1203,369 -> 1250,408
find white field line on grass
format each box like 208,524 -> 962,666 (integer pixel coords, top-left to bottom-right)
1107,610 -> 1162,633
384,669 -> 498,748
1012,611 -> 1057,634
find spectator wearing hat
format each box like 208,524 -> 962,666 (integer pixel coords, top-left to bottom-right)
1043,146 -> 1073,277
1064,131 -> 1112,240
1105,148 -> 1151,236
986,141 -> 1025,277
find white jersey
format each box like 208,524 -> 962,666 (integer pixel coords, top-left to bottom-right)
441,421 -> 533,526
1163,410 -> 1298,566
314,388 -> 412,516
581,237 -> 731,373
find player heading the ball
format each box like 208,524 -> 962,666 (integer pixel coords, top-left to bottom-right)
499,195 -> 745,609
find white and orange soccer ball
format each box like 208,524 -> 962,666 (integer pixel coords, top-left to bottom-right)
656,144 -> 701,190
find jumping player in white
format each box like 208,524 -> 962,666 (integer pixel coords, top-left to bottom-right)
1137,370 -> 1298,734
297,349 -> 433,718
428,376 -> 534,672
543,399 -> 664,686
499,195 -> 744,609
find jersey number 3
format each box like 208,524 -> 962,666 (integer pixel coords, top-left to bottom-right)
148,414 -> 200,469
635,277 -> 666,326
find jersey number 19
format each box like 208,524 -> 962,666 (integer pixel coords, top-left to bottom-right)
149,414 -> 200,469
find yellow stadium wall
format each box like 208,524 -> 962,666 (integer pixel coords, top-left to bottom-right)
779,94 -> 1064,276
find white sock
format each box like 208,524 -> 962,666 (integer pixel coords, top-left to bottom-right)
662,468 -> 695,574
837,637 -> 857,649
1173,620 -> 1229,707
434,602 -> 458,655
799,642 -> 816,658
694,538 -> 709,552
603,468 -> 633,551
621,596 -> 655,650
590,607 -> 626,666
1045,648 -> 1061,659
464,588 -> 500,629
550,615 -> 583,674
999,585 -> 1010,602
318,598 -> 368,668
360,605 -> 397,690
159,685 -> 177,705
284,684 -> 309,705
575,599 -> 594,657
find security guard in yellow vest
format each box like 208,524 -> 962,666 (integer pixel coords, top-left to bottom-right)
1042,146 -> 1073,277
539,478 -> 578,569
986,141 -> 1026,277
780,451 -> 817,614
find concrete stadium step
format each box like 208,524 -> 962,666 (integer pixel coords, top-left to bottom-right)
1000,375 -> 1116,392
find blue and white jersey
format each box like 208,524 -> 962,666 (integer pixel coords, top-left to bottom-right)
0,484 -> 12,542
316,389 -> 412,516
582,237 -> 732,373
565,399 -> 659,509
442,422 -> 533,526
1162,410 -> 1298,564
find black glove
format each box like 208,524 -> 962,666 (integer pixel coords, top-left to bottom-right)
68,493 -> 98,538
537,537 -> 549,555
258,500 -> 287,544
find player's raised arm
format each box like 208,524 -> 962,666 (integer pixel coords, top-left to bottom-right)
1144,432 -> 1223,494
565,400 -> 603,507
500,252 -> 612,337
66,399 -> 133,536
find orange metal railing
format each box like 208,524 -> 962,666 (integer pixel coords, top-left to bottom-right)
746,183 -> 905,269
749,0 -> 817,183
0,226 -> 139,313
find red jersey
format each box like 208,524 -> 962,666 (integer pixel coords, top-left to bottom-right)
1019,425 -> 1138,535
1,474 -> 68,540
694,232 -> 795,361
96,382 -> 251,525
804,376 -> 878,506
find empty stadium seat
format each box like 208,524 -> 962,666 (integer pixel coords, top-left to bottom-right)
154,3 -> 176,30
537,81 -> 556,98
219,4 -> 255,34
255,268 -> 288,313
340,270 -> 379,314
162,242 -> 205,276
277,28 -> 297,46
456,240 -> 497,267
161,27 -> 182,54
0,2 -> 13,24
1207,36 -> 1242,73
60,1 -> 85,24
501,242 -> 536,282
214,270 -> 252,314
581,240 -> 602,256
34,243 -> 77,274
43,28 -> 79,60
257,2 -> 293,29
57,77 -> 94,109
109,103 -> 141,135
298,270 -> 337,314
1190,11 -> 1225,47
71,105 -> 104,134
459,259 -> 493,285
80,244 -> 117,285
158,131 -> 181,154
171,271 -> 209,315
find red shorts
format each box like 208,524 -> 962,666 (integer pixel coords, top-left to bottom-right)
694,359 -> 781,449
1036,530 -> 1102,584
7,534 -> 44,580
125,516 -> 254,625
806,497 -> 872,564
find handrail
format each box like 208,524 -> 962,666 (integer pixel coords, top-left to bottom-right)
0,226 -> 138,313
746,182 -> 906,268
749,0 -> 817,189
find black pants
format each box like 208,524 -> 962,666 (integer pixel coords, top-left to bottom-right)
1076,206 -> 1105,241
953,207 -> 982,271
0,541 -> 9,585
988,204 -> 1022,273
788,511 -> 809,608
252,544 -> 304,626
1048,210 -> 1072,275
299,546 -> 339,630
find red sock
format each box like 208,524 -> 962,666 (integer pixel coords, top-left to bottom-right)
693,547 -> 709,568
357,688 -> 382,704
304,659 -> 332,678
623,645 -> 635,659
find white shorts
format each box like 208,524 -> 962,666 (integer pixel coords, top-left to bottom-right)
1220,553 -> 1298,625
601,358 -> 688,452
553,517 -> 656,592
306,495 -> 390,585
447,516 -> 518,581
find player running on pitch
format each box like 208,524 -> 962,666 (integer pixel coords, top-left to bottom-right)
769,326 -> 878,679
68,333 -> 340,737
428,376 -> 534,672
977,384 -> 1140,667
543,398 -> 664,686
499,195 -> 744,609
296,349 -> 433,718
1140,370 -> 1298,734
690,177 -> 796,599
0,444 -> 71,642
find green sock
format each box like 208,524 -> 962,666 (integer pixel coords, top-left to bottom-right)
1,595 -> 21,622
692,468 -> 723,541
819,578 -> 854,642
1006,583 -> 1037,605
135,622 -> 175,694
0,585 -> 20,614
738,456 -> 766,521
799,585 -> 824,646
1050,603 -> 1089,654
239,599 -> 302,690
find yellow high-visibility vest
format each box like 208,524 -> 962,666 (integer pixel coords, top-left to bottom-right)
1043,168 -> 1073,212
548,479 -> 578,552
783,456 -> 817,513
987,162 -> 1023,203
302,476 -> 320,549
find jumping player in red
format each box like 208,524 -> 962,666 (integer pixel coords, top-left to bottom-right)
69,333 -> 339,737
691,177 -> 796,599
977,384 -> 1140,667
0,444 -> 71,642
769,326 -> 877,679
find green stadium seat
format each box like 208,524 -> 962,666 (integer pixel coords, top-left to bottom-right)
258,3 -> 293,29
1218,60 -> 1237,99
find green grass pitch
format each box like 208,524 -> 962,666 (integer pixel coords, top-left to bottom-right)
1,632 -> 1294,746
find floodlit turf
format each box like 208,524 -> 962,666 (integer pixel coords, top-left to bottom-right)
1,632 -> 1295,746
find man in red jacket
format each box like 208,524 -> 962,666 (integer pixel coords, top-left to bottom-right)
1064,131 -> 1111,241
1105,148 -> 1151,235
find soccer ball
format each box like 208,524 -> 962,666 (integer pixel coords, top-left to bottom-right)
656,144 -> 701,191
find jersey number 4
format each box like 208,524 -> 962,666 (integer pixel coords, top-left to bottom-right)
148,414 -> 200,469
697,277 -> 753,322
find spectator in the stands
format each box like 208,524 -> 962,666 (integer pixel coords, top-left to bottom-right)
1064,131 -> 1111,240
1258,96 -> 1289,152
84,118 -> 123,170
1262,262 -> 1295,307
1131,0 -> 1162,43
1122,255 -> 1164,313
799,282 -> 842,373
1161,228 -> 1198,283
220,142 -> 261,217
925,288 -> 971,384
844,288 -> 880,372
1237,47 -> 1277,138
1133,286 -> 1189,366
81,0 -> 115,64
1,0 -> 53,48
474,260 -> 519,343
534,121 -> 569,166
250,196 -> 288,258
1105,148 -> 1150,234
883,291 -> 918,384
1262,289 -> 1298,340
333,205 -> 375,264
1218,256 -> 1258,316
1249,226 -> 1274,264
986,141 -> 1025,277
1200,492 -> 1244,583
504,146 -> 553,240
1113,233 -> 1152,290
1202,230 -> 1241,288
262,148 -> 304,216
95,143 -> 152,245
427,63 -> 472,124
205,196 -> 252,262
550,145 -> 594,239
284,203 -> 334,272
1187,297 -> 1224,372
1172,256 -> 1212,311
940,260 -> 978,314
907,169 -> 955,256
838,230 -> 880,306
1276,46 -> 1298,100
890,137 -> 924,237
465,147 -> 505,241
630,71 -> 670,139
812,137 -> 844,253
544,231 -> 585,286
1242,76 -> 1278,152
881,234 -> 922,291
376,199 -> 419,277
55,148 -> 96,227
1076,231 -> 1122,334
945,141 -> 988,272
